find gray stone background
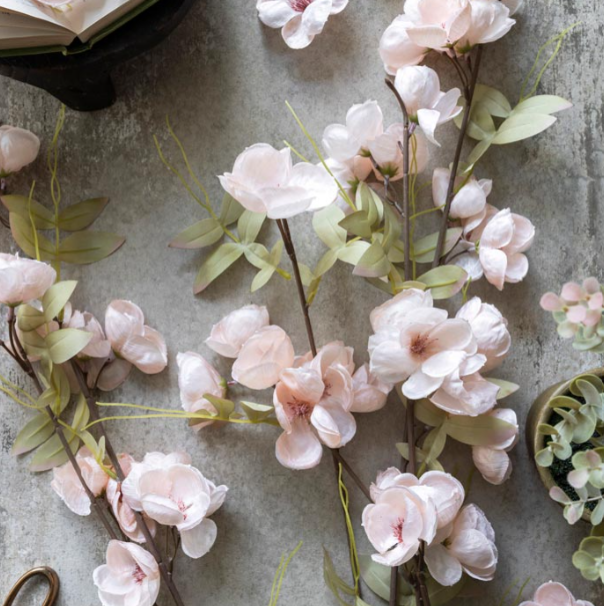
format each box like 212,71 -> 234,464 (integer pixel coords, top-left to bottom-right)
1,0 -> 603,604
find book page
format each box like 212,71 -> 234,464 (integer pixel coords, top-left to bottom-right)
0,0 -> 71,28
0,9 -> 75,47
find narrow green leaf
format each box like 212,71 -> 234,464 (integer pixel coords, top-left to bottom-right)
9,214 -> 56,261
194,243 -> 244,294
12,412 -> 54,456
382,203 -> 402,252
513,95 -> 572,116
444,414 -> 516,446
219,193 -> 245,226
359,555 -> 391,600
353,242 -> 390,278
169,218 -> 223,249
45,328 -> 93,364
2,195 -> 55,229
412,228 -> 462,263
57,198 -> 109,231
492,114 -> 557,145
416,265 -> 467,299
203,394 -> 235,418
42,280 -> 77,322
237,210 -> 266,243
58,231 -> 125,265
313,205 -> 346,249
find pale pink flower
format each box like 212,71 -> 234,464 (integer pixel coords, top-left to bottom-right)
460,0 -> 516,49
177,352 -> 226,430
368,288 -> 476,398
205,304 -> 269,358
232,325 -> 295,390
64,309 -> 112,359
219,144 -> 337,219
0,254 -> 55,306
0,125 -> 40,176
519,582 -> 594,606
351,363 -> 392,413
93,540 -> 160,606
432,167 -> 492,232
103,300 -> 167,383
425,504 -> 497,586
256,0 -> 348,49
122,452 -> 227,559
51,447 -> 109,516
274,341 -> 356,469
471,408 -> 518,485
379,15 -> 427,75
370,469 -> 465,529
394,66 -> 462,145
456,297 -> 510,372
362,483 -> 438,567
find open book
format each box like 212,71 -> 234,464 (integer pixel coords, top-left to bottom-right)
0,0 -> 160,55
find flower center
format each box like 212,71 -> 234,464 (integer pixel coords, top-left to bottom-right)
170,495 -> 191,521
392,517 -> 405,543
410,334 -> 433,357
132,564 -> 146,584
288,396 -> 313,420
289,0 -> 314,11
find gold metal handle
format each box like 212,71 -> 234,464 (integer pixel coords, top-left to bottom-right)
2,567 -> 60,606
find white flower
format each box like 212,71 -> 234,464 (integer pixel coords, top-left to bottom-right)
0,254 -> 55,306
0,125 -> 40,176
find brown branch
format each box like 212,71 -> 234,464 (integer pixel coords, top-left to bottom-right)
432,46 -> 484,268
332,448 -> 371,501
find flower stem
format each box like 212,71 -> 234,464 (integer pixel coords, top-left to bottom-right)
331,448 -> 371,501
432,46 -> 484,268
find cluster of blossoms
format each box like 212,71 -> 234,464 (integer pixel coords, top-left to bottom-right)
540,278 -> 604,352
379,0 -> 519,74
363,468 -> 497,585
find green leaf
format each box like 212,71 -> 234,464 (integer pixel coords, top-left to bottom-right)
414,398 -> 447,427
353,242 -> 390,278
466,104 -> 497,141
219,193 -> 245,226
17,304 -> 46,332
356,182 -> 383,226
20,328 -> 47,359
337,240 -> 371,266
315,248 -> 339,277
473,84 -> 512,118
12,412 -> 55,456
250,240 -> 283,292
416,265 -> 467,299
2,195 -> 55,229
339,210 -> 373,238
423,425 -> 447,463
313,205 -> 346,249
535,447 -> 554,467
58,231 -> 125,264
42,280 -> 77,322
45,328 -> 93,364
194,243 -> 245,294
10,214 -> 56,261
492,114 -> 557,145
240,401 -> 274,422
444,414 -> 516,446
513,95 -> 572,115
412,228 -> 462,264
426,576 -> 466,606
57,197 -> 109,231
486,378 -> 520,399
359,555 -> 391,600
467,136 -> 495,167
169,218 -> 223,249
237,210 -> 266,243
323,548 -> 356,606
203,394 -> 235,418
382,203 -> 402,252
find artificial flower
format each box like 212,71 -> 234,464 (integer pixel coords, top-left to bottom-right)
394,66 -> 462,145
432,167 -> 492,233
93,540 -> 160,606
350,363 -> 392,413
64,309 -> 112,359
368,125 -> 429,180
362,482 -> 438,566
379,15 -> 427,75
368,288 -> 476,398
471,408 -> 518,485
0,125 -> 40,176
232,325 -> 295,390
103,300 -> 168,382
0,254 -> 55,306
122,452 -> 227,559
51,447 -> 109,516
205,304 -> 269,358
177,352 -> 226,430
274,341 -> 356,469
519,581 -> 594,606
425,504 -> 497,586
459,0 -> 516,50
456,297 -> 510,371
256,0 -> 348,50
219,143 -> 337,219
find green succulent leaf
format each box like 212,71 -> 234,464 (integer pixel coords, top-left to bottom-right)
169,218 -> 223,249
58,231 -> 125,264
57,197 -> 109,231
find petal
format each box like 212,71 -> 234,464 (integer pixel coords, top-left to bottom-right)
424,544 -> 463,586
479,248 -> 507,291
561,281 -> 584,302
480,209 -> 514,249
275,422 -> 323,470
432,167 -> 450,208
406,25 -> 449,49
422,350 -> 468,378
417,108 -> 441,146
472,447 -> 512,485
403,369 -> 443,399
379,15 -> 426,74
450,181 -> 487,220
97,359 -> 133,392
301,0 -> 332,35
282,14 -> 314,49
322,123 -> 359,163
432,88 -> 462,122
504,253 -> 528,283
312,403 -> 357,447
261,185 -> 313,219
257,0 -> 297,27
428,318 -> 474,352
346,100 -> 384,150
449,529 -> 497,579
288,162 -> 338,211
120,326 -> 167,374
540,292 -> 563,312
105,300 -> 144,351
533,582 -> 576,606
180,518 -> 217,559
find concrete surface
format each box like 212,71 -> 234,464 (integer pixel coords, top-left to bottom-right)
1,1 -> 603,604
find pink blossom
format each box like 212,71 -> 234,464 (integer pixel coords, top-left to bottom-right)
519,582 -> 594,606
0,254 -> 55,306
456,296 -> 510,371
219,144 -> 337,218
274,341 -> 356,469
93,540 -> 160,606
205,304 -> 269,358
0,125 -> 40,176
351,363 -> 392,413
177,352 -> 226,430
368,288 -> 476,398
379,15 -> 427,75
232,325 -> 295,390
51,447 -> 109,516
256,0 -> 348,49
425,504 -> 497,586
64,309 -> 112,359
460,0 -> 516,49
394,66 -> 462,145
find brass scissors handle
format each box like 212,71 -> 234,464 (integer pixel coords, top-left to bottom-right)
2,567 -> 59,606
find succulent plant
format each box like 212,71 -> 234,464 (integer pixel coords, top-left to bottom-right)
573,537 -> 604,583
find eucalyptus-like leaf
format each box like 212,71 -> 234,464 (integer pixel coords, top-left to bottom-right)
237,210 -> 266,243
444,413 -> 516,446
382,203 -> 402,252
313,205 -> 346,249
17,304 -> 46,332
472,84 -> 512,118
57,198 -> 109,231
513,95 -> 572,116
339,210 -> 373,238
240,401 -> 274,422
2,195 -> 55,229
416,265 -> 467,299
58,231 -> 125,265
492,114 -> 557,145
337,240 -> 370,266
45,328 -> 93,364
412,228 -> 462,264
315,248 -> 339,277
353,241 -> 390,278
42,280 -> 77,322
10,213 -> 56,261
486,378 -> 519,399
169,218 -> 223,249
194,242 -> 245,294
219,193 -> 245,226
12,412 -> 55,456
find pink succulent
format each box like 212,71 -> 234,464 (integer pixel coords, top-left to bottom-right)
519,582 -> 594,606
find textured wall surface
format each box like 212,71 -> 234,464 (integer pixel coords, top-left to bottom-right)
1,1 -> 603,605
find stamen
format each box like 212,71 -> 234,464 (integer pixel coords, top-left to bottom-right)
288,396 -> 313,419
132,564 -> 146,584
392,517 -> 405,543
289,0 -> 314,11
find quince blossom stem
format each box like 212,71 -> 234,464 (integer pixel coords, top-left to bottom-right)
432,46 -> 484,268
